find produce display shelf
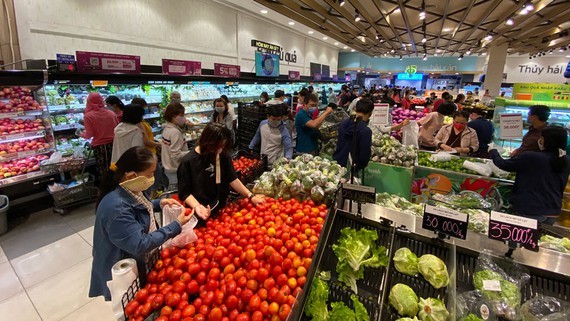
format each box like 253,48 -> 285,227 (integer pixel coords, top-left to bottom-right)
49,105 -> 85,113
142,113 -> 161,119
0,170 -> 56,187
294,209 -> 393,321
53,124 -> 81,132
0,131 -> 45,143
0,148 -> 53,162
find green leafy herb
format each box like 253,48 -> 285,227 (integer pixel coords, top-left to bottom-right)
330,302 -> 355,321
306,276 -> 329,321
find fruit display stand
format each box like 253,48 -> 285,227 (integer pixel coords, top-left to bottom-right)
0,71 -> 61,213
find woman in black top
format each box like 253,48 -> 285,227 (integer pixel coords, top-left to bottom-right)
177,123 -> 264,220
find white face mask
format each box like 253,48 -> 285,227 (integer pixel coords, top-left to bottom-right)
120,174 -> 155,192
215,106 -> 225,114
268,119 -> 281,128
175,116 -> 186,125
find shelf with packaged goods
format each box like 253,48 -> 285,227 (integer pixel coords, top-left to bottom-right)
53,124 -> 82,132
184,109 -> 214,115
0,148 -> 53,163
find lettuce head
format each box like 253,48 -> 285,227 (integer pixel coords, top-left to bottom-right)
393,247 -> 419,276
418,297 -> 449,321
389,283 -> 419,317
418,254 -> 449,289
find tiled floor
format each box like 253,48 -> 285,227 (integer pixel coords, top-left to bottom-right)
0,203 -> 116,321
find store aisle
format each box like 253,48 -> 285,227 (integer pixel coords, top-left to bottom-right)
0,203 -> 116,321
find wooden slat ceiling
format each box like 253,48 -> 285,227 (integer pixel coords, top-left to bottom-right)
253,0 -> 570,57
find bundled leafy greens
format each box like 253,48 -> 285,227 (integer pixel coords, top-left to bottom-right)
330,302 -> 355,321
393,247 -> 419,276
473,270 -> 521,308
417,254 -> 449,289
418,297 -> 450,321
539,235 -> 570,253
389,283 -> 419,317
332,227 -> 389,293
306,274 -> 330,321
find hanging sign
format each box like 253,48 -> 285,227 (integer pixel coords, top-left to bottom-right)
371,103 -> 390,126
488,211 -> 539,251
499,113 -> 523,139
56,54 -> 76,72
214,63 -> 240,78
341,183 -> 376,204
162,59 -> 202,76
251,40 -> 281,55
75,51 -> 141,73
422,205 -> 469,239
288,71 -> 301,80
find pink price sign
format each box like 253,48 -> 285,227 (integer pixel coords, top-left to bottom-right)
162,59 -> 202,76
75,51 -> 141,73
288,71 -> 301,80
214,63 -> 240,78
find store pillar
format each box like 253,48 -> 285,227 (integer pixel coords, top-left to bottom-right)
483,43 -> 508,96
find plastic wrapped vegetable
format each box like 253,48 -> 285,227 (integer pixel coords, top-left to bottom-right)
290,180 -> 304,198
393,248 -> 419,276
418,297 -> 449,321
302,153 -> 314,163
418,254 -> 449,289
389,283 -> 419,317
302,175 -> 314,191
396,318 -> 419,321
460,314 -> 484,321
310,185 -> 325,203
539,235 -> 570,253
521,295 -> 570,321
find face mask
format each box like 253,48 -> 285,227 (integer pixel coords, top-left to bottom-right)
453,123 -> 466,131
215,107 -> 226,114
309,107 -> 317,113
268,119 -> 281,128
260,98 -> 266,103
175,116 -> 186,125
538,138 -> 545,151
120,174 -> 155,192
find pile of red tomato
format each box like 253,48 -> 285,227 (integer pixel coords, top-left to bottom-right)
124,197 -> 327,321
233,156 -> 261,176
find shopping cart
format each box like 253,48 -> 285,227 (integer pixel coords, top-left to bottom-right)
44,143 -> 98,214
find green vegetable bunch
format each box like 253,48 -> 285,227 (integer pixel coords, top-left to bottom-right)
473,270 -> 521,308
418,254 -> 450,289
332,227 -> 389,294
460,313 -> 484,321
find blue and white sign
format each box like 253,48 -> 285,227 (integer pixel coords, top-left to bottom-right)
56,54 -> 75,64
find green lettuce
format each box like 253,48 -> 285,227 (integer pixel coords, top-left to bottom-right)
389,283 -> 419,317
460,314 -> 484,321
393,247 -> 419,276
473,270 -> 521,308
306,276 -> 329,321
351,295 -> 369,321
418,297 -> 449,321
333,227 -> 388,294
330,302 -> 355,321
396,318 -> 419,321
418,254 -> 449,289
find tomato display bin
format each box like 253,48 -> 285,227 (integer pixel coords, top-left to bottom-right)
292,209 -> 394,321
232,149 -> 268,185
121,249 -> 161,321
363,162 -> 414,200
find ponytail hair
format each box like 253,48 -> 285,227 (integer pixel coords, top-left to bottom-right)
97,147 -> 156,207
541,125 -> 568,172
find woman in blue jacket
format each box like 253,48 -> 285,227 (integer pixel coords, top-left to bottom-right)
490,125 -> 570,224
89,147 -> 193,300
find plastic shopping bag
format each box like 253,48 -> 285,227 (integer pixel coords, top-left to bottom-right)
401,120 -> 419,148
485,159 -> 510,178
463,160 -> 492,177
429,152 -> 453,162
162,204 -> 199,248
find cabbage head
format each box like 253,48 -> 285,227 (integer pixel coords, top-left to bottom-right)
418,254 -> 449,289
389,283 -> 419,317
393,248 -> 419,276
418,297 -> 449,321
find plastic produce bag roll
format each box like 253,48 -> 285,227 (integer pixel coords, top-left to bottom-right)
108,258 -> 139,321
463,160 -> 492,177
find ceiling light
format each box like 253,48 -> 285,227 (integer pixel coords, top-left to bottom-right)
419,11 -> 426,20
334,42 -> 339,45
355,11 -> 361,22
402,43 -> 407,47
455,73 -> 459,75
384,53 -> 388,56
260,10 -> 268,14
443,28 -> 451,32
434,53 -> 438,56
520,8 -> 528,15
343,46 -> 348,49
388,72 -> 392,75
308,30 -> 314,34
466,49 -> 471,55
422,37 -> 427,43
351,49 -> 355,52
525,2 -> 534,11
458,54 -> 464,61
482,52 -> 487,56
566,55 -> 570,58
423,54 -> 427,61
375,33 -> 380,40
560,47 -> 565,52
390,49 -> 395,53
323,37 -> 328,40
380,39 -> 385,43
394,8 -> 401,14
288,21 -> 295,25
549,49 -> 553,54
506,18 -> 514,26
339,0 -> 345,6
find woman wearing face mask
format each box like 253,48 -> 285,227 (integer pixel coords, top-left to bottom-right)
418,101 -> 456,151
434,110 -> 479,156
111,104 -> 146,164
212,98 -> 235,145
105,95 -> 125,122
178,123 -> 265,220
89,147 -> 193,300
248,104 -> 293,166
401,90 -> 412,109
161,102 -> 190,191
490,126 -> 570,224
259,92 -> 270,105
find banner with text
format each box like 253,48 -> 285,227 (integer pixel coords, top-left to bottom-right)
162,59 -> 201,76
288,71 -> 301,80
512,83 -> 570,102
214,63 -> 240,78
76,51 -> 140,73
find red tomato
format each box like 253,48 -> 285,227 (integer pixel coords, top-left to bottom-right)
124,300 -> 139,317
160,306 -> 173,316
135,289 -> 149,304
166,293 -> 181,307
278,304 -> 291,321
182,305 -> 196,317
151,293 -> 164,309
209,307 -> 223,321
156,316 -> 169,321
186,280 -> 199,294
170,309 -> 182,321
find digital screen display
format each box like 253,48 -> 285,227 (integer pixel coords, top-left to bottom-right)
397,73 -> 423,80
255,52 -> 280,77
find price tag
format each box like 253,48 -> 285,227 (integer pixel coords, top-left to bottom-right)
499,113 -> 523,139
422,205 -> 469,239
488,211 -> 539,251
371,103 -> 390,126
341,183 -> 376,204
482,280 -> 502,292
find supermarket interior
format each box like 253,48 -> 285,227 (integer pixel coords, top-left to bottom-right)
0,0 -> 570,321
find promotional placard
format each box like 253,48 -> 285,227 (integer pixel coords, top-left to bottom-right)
513,83 -> 570,102
162,59 -> 201,76
489,211 -> 539,251
371,103 -> 390,126
75,51 -> 141,73
214,63 -> 240,78
499,113 -> 523,139
56,54 -> 75,64
422,205 -> 469,239
288,71 -> 301,80
341,183 -> 376,204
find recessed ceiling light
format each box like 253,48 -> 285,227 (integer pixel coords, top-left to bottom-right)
334,42 -> 339,45
393,8 -> 401,13
323,37 -> 328,40
455,73 -> 459,75
566,55 -> 570,58
422,37 -> 427,43
388,72 -> 392,75
351,49 -> 356,52
520,8 -> 528,15
308,30 -> 314,34
443,28 -> 451,32
260,10 -> 268,14
339,0 -> 345,6
343,46 -> 348,49
288,22 -> 295,25
390,49 -> 395,53
506,18 -> 514,25
525,3 -> 534,11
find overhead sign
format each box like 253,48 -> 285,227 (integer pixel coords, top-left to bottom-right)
288,71 -> 301,80
371,103 -> 390,126
422,205 -> 469,240
75,51 -> 141,73
251,39 -> 281,55
162,59 -> 201,76
397,73 -> 423,80
405,64 -> 417,76
56,54 -> 75,64
489,211 -> 539,251
499,113 -> 523,139
512,83 -> 570,102
214,63 -> 240,78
